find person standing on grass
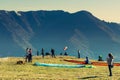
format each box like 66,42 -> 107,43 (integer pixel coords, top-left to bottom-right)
28,48 -> 32,62
41,48 -> 44,58
37,50 -> 39,56
107,53 -> 114,76
51,48 -> 56,58
78,50 -> 80,58
25,48 -> 29,62
85,56 -> 89,64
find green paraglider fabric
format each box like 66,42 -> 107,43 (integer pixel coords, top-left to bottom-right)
34,62 -> 94,68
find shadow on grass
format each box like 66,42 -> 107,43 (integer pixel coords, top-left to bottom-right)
79,76 -> 99,79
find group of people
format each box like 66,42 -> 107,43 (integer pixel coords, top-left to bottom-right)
33,48 -> 56,58
25,48 -> 114,76
41,48 -> 56,58
25,48 -> 32,62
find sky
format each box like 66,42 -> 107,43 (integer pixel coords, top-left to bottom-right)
0,0 -> 120,23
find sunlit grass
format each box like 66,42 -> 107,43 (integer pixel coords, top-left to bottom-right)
0,56 -> 120,80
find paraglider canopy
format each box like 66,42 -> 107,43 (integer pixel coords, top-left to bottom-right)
64,46 -> 68,51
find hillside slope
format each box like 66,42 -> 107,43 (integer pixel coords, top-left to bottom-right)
0,10 -> 120,61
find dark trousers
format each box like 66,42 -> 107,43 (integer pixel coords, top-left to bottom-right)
25,55 -> 28,62
52,53 -> 55,58
41,53 -> 44,58
28,54 -> 32,62
108,65 -> 112,76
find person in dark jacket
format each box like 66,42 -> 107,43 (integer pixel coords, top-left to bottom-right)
51,48 -> 55,58
37,50 -> 39,56
107,53 -> 114,76
41,48 -> 44,58
78,50 -> 80,58
85,56 -> 89,64
28,48 -> 32,62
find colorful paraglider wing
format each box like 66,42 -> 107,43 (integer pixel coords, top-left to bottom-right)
64,46 -> 68,50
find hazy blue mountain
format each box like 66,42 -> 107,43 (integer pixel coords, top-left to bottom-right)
0,10 -> 120,61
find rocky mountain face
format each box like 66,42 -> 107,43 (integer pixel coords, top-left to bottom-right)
0,10 -> 120,61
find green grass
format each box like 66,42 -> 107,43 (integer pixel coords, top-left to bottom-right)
0,56 -> 120,80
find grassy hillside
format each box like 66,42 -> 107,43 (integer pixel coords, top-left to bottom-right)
0,56 -> 120,80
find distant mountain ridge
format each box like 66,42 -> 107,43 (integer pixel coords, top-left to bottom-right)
0,10 -> 120,61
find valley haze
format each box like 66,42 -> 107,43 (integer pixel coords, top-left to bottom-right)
0,10 -> 120,61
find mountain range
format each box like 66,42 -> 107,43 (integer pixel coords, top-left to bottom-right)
0,10 -> 120,61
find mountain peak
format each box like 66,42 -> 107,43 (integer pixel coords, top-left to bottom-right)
73,10 -> 92,15
72,10 -> 96,21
